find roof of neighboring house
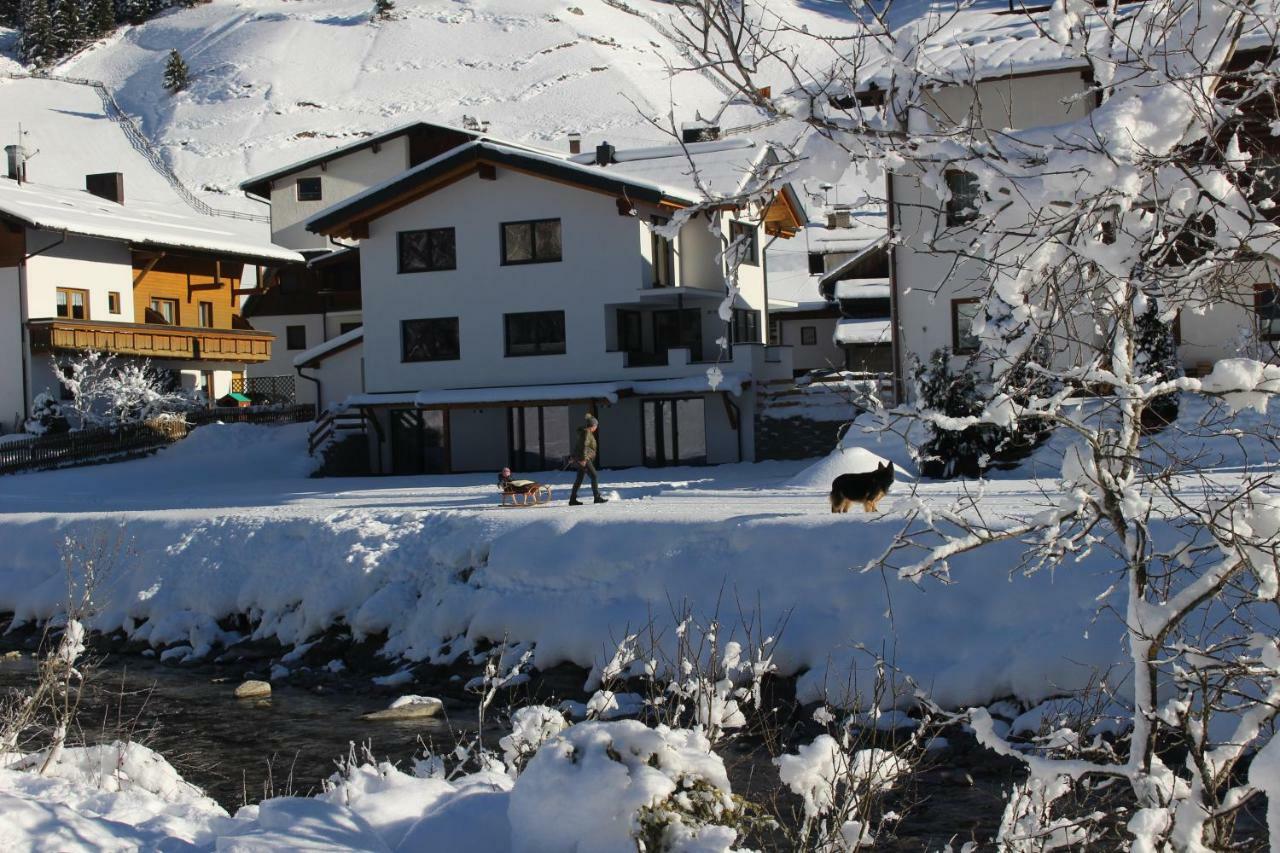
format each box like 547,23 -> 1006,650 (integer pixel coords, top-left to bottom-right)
306,139 -> 701,238
239,120 -> 481,197
293,326 -> 363,368
835,318 -> 891,345
570,138 -> 774,199
0,178 -> 303,263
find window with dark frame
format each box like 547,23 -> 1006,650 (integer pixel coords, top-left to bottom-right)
617,309 -> 643,353
56,288 -> 89,320
808,252 -> 825,275
504,311 -> 566,357
731,309 -> 760,344
402,317 -> 460,362
296,177 -> 322,202
198,301 -> 214,328
398,228 -> 457,273
286,325 -> 307,350
107,291 -> 121,315
502,219 -> 562,265
1256,284 -> 1280,341
944,170 -> 981,226
800,325 -> 817,346
768,319 -> 781,346
729,220 -> 758,267
951,298 -> 981,354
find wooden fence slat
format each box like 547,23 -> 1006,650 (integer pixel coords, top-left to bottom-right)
0,405 -> 315,476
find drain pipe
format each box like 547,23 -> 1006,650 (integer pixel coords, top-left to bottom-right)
18,229 -> 69,419
296,365 -> 322,414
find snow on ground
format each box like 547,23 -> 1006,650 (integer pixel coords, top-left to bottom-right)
0,420 -> 1129,709
49,0 -> 762,199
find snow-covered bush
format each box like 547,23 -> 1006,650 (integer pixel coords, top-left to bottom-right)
911,348 -> 1010,479
24,391 -> 68,436
499,705 -> 568,776
51,350 -> 194,431
509,720 -> 746,853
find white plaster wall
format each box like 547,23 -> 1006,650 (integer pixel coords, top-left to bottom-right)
325,310 -> 363,340
247,313 -> 327,405
305,343 -> 364,411
360,167 -> 654,393
268,137 -> 410,250
778,316 -> 843,372
0,267 -> 25,431
893,71 -> 1095,379
24,231 -> 134,322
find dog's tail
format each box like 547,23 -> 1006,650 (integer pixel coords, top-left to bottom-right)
828,485 -> 841,512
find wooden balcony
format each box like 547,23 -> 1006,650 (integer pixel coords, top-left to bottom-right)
28,318 -> 274,364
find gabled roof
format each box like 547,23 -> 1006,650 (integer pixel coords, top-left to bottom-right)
239,120 -> 481,198
306,140 -> 698,240
0,179 -> 302,264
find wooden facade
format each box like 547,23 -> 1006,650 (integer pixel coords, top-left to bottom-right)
28,318 -> 273,363
132,253 -> 246,328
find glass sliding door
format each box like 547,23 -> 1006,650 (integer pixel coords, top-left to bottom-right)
653,309 -> 703,362
390,409 -> 448,474
507,405 -> 571,471
642,398 -> 707,467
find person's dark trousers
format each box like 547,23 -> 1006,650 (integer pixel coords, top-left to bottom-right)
570,461 -> 600,502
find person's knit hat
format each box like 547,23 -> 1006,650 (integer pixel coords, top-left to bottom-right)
584,414 -> 599,428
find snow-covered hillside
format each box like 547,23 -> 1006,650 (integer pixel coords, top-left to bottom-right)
2,0 -> 847,200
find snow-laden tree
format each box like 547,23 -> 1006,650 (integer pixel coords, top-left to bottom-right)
51,350 -> 192,431
18,0 -> 56,67
162,48 -> 188,93
672,0 -> 1280,847
370,0 -> 393,22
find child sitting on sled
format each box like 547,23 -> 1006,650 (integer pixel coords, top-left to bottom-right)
498,468 -> 552,506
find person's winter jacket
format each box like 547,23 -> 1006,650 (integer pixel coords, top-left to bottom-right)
573,426 -> 597,464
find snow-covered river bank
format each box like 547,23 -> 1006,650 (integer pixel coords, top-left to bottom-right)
0,424 -> 1119,711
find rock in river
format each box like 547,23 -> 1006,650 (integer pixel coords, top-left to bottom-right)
234,680 -> 272,699
362,695 -> 443,721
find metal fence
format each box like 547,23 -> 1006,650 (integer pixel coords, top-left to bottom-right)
0,405 -> 314,476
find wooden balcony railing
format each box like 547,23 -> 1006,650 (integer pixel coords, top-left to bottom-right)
27,318 -> 274,364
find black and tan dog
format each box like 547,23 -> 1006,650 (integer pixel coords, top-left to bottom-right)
829,461 -> 895,513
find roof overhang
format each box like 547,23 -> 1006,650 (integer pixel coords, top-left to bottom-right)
762,184 -> 806,238
306,142 -> 696,240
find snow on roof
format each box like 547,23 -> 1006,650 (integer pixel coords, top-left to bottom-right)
571,138 -> 771,198
239,121 -> 478,192
835,281 -> 890,300
0,179 -> 302,263
834,318 -> 891,345
292,326 -> 363,368
306,139 -> 696,234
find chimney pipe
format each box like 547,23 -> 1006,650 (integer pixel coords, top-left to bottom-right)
595,141 -> 615,166
568,132 -> 581,155
5,145 -> 26,183
86,172 -> 125,204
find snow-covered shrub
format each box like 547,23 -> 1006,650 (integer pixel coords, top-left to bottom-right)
911,348 -> 1011,479
24,391 -> 68,435
52,351 -> 193,431
499,705 -> 568,776
1134,297 -> 1181,431
508,720 -> 748,853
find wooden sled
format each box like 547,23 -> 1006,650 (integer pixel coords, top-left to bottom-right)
499,481 -> 553,507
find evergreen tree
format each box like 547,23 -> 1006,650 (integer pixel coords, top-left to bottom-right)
19,0 -> 56,67
1134,296 -> 1182,429
52,0 -> 85,57
161,47 -> 188,92
0,0 -> 21,29
371,0 -> 393,21
89,0 -> 114,37
912,348 -> 1012,479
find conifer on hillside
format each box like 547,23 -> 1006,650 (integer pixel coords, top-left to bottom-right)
18,0 -> 56,67
162,47 -> 188,92
371,0 -> 393,21
52,0 -> 85,56
89,0 -> 114,37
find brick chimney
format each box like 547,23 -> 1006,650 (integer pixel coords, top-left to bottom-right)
86,172 -> 125,204
568,132 -> 582,155
5,145 -> 27,182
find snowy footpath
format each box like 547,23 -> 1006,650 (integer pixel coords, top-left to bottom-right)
0,422 -> 1116,709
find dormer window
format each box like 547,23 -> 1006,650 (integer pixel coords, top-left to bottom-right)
296,177 -> 323,202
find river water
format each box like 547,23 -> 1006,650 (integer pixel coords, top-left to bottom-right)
0,647 -> 1031,849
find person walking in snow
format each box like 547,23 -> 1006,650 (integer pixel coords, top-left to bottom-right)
569,414 -> 607,506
